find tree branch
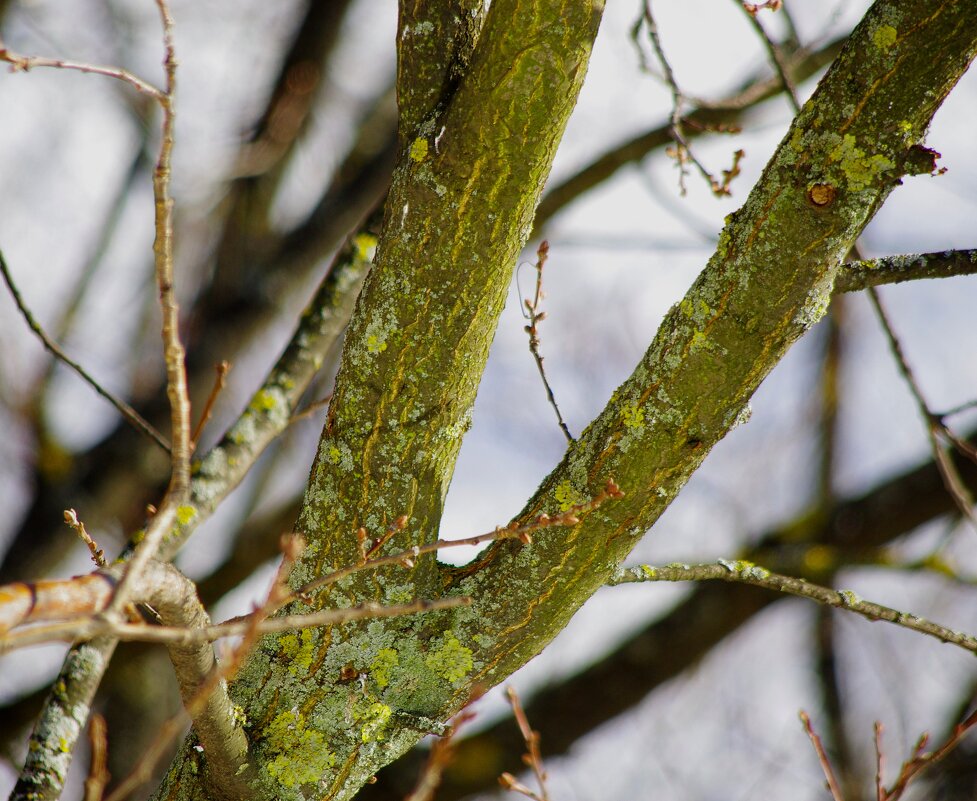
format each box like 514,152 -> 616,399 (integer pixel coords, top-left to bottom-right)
609,560 -> 977,654
835,248 -> 977,292
459,0 -> 977,701
0,249 -> 170,452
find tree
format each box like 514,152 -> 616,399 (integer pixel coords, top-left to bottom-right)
1,1 -> 977,800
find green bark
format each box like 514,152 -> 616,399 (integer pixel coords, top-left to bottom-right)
454,0 -> 977,684
156,1 -> 605,799
155,1 -> 977,800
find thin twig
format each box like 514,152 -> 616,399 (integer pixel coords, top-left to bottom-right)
190,360 -> 230,448
0,250 -> 170,452
1,592 -> 468,652
500,687 -> 551,801
874,722 -> 885,801
107,0 -> 192,619
295,479 -> 623,603
800,711 -> 846,801
868,287 -> 977,530
83,714 -> 110,801
610,559 -> 977,655
880,707 -> 977,801
522,241 -> 573,443
735,0 -> 799,111
64,509 -> 106,568
633,0 -> 741,196
288,393 -> 334,426
0,44 -> 165,99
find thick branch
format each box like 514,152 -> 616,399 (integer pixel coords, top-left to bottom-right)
455,0 -> 977,716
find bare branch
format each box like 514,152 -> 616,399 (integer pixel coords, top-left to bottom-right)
499,687 -> 551,801
800,711 -> 846,801
836,249 -> 977,293
610,560 -> 977,655
190,360 -> 231,448
0,250 -> 171,452
867,288 -> 977,530
0,43 -> 164,99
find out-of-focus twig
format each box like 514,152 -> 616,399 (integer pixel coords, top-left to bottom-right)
0,250 -> 170,453
868,287 -> 977,530
83,714 -> 110,801
499,687 -> 551,801
800,711 -> 846,801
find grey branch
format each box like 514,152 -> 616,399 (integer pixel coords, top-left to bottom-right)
836,249 -> 977,293
610,560 -> 977,655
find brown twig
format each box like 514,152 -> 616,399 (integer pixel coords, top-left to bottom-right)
800,711 -> 846,801
295,479 -> 623,603
83,714 -> 110,801
64,509 -> 107,568
0,44 -> 165,99
190,360 -> 230,448
522,241 -> 573,443
0,250 -> 171,453
499,687 -> 551,801
735,0 -> 799,112
879,707 -> 977,801
106,0 -> 192,620
288,393 -> 334,426
874,721 -> 885,801
632,1 -> 741,196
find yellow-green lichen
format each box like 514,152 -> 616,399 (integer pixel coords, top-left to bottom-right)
370,648 -> 400,689
715,227 -> 732,259
353,232 -> 378,262
640,564 -> 658,580
838,589 -> 861,607
872,24 -> 897,50
175,505 -> 197,526
621,403 -> 645,430
265,709 -> 334,789
554,480 -> 584,512
690,329 -> 711,354
280,629 -> 316,675
249,389 -> 279,413
366,333 -> 388,354
425,630 -> 473,684
328,445 -> 342,464
829,134 -> 895,191
409,137 -> 429,162
356,702 -> 393,743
